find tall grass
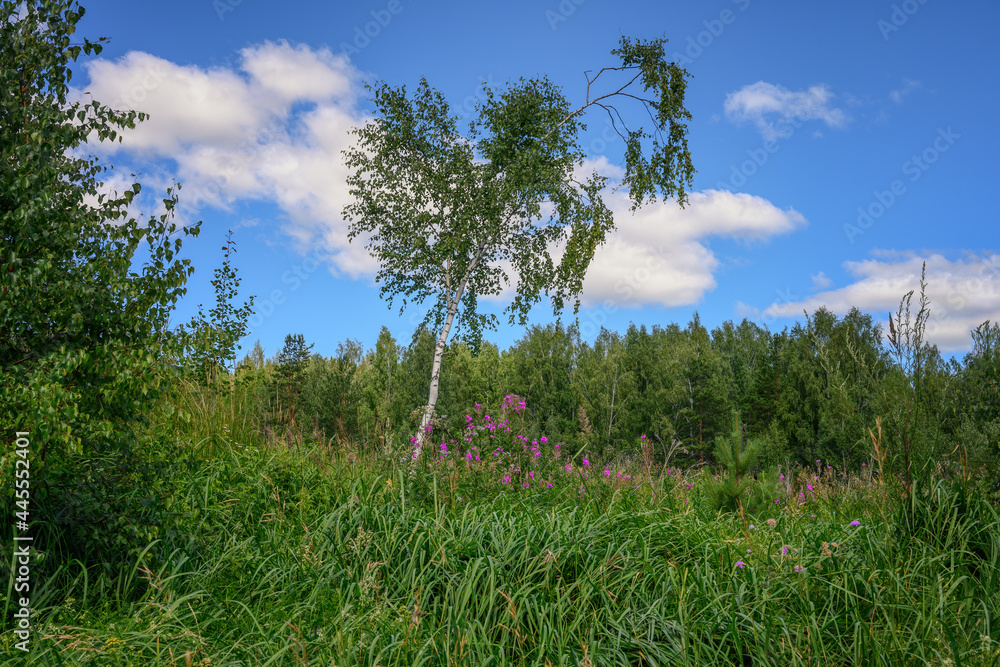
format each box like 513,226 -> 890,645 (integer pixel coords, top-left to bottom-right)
4,393 -> 1000,665
152,372 -> 265,457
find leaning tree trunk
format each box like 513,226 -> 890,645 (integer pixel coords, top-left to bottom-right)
413,302 -> 458,458
412,254 -> 480,459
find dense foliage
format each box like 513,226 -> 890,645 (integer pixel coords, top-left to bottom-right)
234,309 -> 999,479
0,0 -> 208,570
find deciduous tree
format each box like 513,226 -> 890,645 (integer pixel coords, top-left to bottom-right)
342,36 -> 696,455
0,0 -> 200,563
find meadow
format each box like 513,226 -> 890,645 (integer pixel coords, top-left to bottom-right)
5,392 -> 999,667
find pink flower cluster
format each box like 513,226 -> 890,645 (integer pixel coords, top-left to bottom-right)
501,393 -> 526,414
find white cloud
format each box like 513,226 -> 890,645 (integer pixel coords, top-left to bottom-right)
577,155 -> 625,183
889,78 -> 922,104
810,271 -> 832,290
724,81 -> 848,140
579,189 -> 806,307
755,251 -> 1000,353
76,46 -> 808,299
239,41 -> 357,106
81,51 -> 270,154
77,42 -> 369,271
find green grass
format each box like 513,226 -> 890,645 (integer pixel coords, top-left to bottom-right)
4,428 -> 1000,666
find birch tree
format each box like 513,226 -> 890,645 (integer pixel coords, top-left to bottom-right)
342,36 -> 696,455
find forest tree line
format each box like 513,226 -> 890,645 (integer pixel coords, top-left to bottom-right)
231,307 -> 1000,472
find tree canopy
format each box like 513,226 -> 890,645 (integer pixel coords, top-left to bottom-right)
342,37 -> 696,450
0,0 -> 198,460
0,0 -> 259,568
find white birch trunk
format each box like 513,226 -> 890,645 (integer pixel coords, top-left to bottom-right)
412,251 -> 481,459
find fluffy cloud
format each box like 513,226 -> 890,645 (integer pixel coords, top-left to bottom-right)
579,189 -> 806,307
77,42 -> 368,269
238,42 -> 357,106
82,51 -> 270,154
724,81 -> 848,140
750,251 -> 1000,353
77,45 -> 807,296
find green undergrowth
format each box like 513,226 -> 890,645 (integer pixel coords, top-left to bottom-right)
4,434 -> 1000,666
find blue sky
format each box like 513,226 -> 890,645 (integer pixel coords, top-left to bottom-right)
73,0 -> 998,359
